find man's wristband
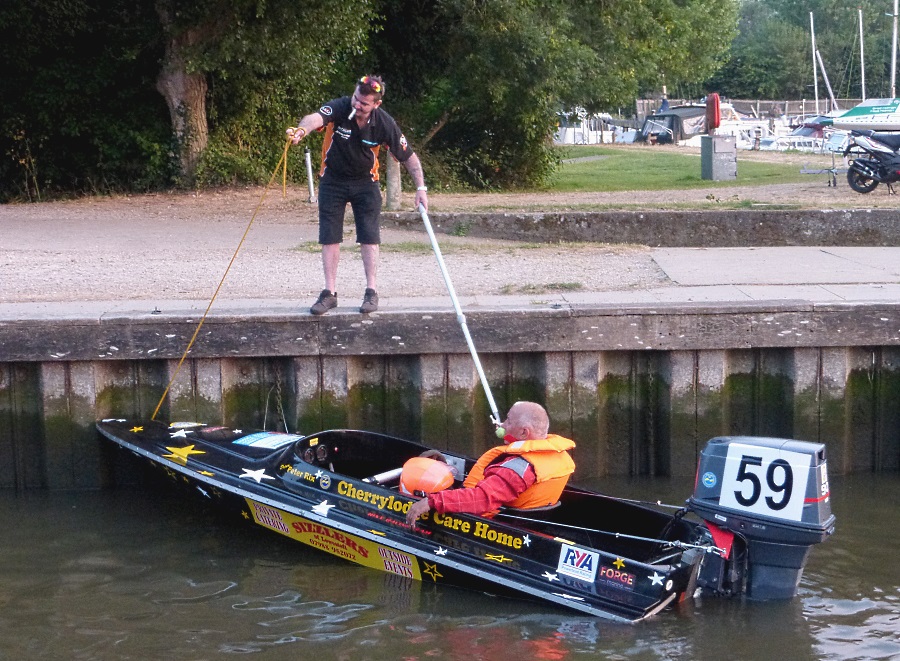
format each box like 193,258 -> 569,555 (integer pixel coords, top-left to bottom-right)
416,186 -> 428,192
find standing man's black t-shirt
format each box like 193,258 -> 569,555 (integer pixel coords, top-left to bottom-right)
315,96 -> 414,182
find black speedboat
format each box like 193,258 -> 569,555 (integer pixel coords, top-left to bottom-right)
97,419 -> 835,623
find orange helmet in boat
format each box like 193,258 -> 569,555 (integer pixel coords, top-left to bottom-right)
399,457 -> 455,496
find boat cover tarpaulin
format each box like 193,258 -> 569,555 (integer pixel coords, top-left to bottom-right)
637,106 -> 707,144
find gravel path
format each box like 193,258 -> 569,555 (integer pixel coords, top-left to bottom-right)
1,150 -> 894,305
0,192 -> 666,303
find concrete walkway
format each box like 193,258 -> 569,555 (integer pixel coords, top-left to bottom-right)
3,245 -> 900,324
2,200 -> 900,323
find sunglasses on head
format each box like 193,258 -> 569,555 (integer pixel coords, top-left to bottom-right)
359,76 -> 383,94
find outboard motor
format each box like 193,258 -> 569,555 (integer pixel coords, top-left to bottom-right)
688,437 -> 835,600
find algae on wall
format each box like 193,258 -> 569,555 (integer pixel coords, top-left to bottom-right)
5,343 -> 900,491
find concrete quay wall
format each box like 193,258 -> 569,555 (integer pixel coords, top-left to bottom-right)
382,208 -> 900,246
3,300 -> 900,490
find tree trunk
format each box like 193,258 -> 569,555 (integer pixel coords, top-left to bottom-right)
385,155 -> 401,210
156,3 -> 209,185
421,110 -> 450,148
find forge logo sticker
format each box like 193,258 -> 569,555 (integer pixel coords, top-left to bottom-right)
557,544 -> 599,582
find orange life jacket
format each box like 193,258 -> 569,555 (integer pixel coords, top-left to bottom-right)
463,434 -> 576,509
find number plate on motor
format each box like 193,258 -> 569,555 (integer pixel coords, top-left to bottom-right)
719,443 -> 812,522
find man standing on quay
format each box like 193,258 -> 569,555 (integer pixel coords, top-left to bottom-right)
289,75 -> 428,314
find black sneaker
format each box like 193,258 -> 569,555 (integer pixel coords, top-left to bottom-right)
359,288 -> 379,313
310,289 -> 337,315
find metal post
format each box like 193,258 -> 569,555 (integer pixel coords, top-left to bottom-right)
304,147 -> 316,203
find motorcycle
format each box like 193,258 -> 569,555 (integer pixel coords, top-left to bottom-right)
843,129 -> 900,193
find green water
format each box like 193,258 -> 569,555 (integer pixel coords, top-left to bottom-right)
0,474 -> 895,660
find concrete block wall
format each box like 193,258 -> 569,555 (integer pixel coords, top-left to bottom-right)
3,300 -> 900,490
3,343 -> 900,491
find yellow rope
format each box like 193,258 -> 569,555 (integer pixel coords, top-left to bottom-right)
151,137 -> 294,421
282,138 -> 288,196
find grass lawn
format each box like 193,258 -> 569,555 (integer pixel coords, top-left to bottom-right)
548,144 -> 819,193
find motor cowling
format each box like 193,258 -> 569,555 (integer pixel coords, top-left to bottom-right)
688,436 -> 835,600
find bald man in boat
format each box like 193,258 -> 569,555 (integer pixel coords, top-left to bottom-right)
405,401 -> 576,525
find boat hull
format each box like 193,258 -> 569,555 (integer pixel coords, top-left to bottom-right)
97,419 -> 706,622
827,98 -> 900,131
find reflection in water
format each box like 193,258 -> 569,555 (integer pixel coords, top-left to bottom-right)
802,475 -> 900,661
0,474 -> 897,660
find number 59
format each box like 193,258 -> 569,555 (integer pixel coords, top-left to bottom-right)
733,455 -> 794,511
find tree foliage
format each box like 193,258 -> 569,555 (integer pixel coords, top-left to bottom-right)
358,0 -> 738,189
707,0 -> 899,101
563,0 -> 739,108
155,0 -> 377,185
0,1 -> 170,201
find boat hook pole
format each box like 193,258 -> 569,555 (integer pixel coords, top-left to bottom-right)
419,204 -> 501,427
495,512 -> 726,555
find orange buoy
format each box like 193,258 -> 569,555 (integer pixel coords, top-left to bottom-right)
399,457 -> 455,496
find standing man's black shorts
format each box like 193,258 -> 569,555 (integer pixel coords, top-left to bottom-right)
317,176 -> 382,245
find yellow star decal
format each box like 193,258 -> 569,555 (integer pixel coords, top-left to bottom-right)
367,529 -> 386,537
242,510 -> 250,519
422,562 -> 443,582
162,444 -> 206,464
485,553 -> 513,563
130,426 -> 144,433
613,557 -> 626,570
198,470 -> 214,476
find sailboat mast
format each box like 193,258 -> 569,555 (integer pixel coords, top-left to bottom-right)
810,12 -> 820,115
859,8 -> 866,100
892,0 -> 898,98
816,49 -> 839,111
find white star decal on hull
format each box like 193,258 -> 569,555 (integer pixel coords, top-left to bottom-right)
542,571 -> 559,582
312,500 -> 335,517
169,429 -> 191,439
434,547 -> 448,556
648,572 -> 665,586
552,593 -> 586,602
522,534 -> 532,547
240,468 -> 274,483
